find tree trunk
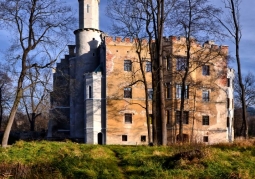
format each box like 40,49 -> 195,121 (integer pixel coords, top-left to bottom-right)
230,0 -> 248,139
2,53 -> 27,147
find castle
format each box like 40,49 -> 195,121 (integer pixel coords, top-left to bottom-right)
47,0 -> 235,144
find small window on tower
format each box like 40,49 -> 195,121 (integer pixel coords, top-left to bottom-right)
88,86 -> 92,98
87,4 -> 90,13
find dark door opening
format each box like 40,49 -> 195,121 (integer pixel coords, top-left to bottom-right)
98,132 -> 103,145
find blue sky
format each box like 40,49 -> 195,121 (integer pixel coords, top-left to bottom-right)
0,0 -> 254,74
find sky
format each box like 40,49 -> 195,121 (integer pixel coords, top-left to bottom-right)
0,0 -> 254,75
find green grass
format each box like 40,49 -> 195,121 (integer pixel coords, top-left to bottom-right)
1,141 -> 255,178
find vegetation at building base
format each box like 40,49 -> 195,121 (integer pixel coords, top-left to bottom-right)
1,141 -> 255,178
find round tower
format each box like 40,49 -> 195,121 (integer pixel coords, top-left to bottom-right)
70,0 -> 103,141
75,0 -> 102,56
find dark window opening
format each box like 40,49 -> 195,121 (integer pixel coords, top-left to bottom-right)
202,90 -> 209,102
202,65 -> 210,76
124,87 -> 132,98
176,84 -> 189,99
227,78 -> 230,87
176,57 -> 187,71
88,86 -> 92,98
125,113 -> 132,124
148,88 -> 153,100
124,60 -> 132,71
145,61 -> 152,72
176,111 -> 189,124
202,116 -> 210,125
87,4 -> 90,13
203,136 -> 209,142
122,135 -> 127,141
141,136 -> 146,142
227,98 -> 230,108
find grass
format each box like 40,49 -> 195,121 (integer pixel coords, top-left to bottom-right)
1,140 -> 255,178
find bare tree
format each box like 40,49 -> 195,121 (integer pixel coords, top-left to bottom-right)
216,0 -> 248,139
0,0 -> 75,147
21,66 -> 51,131
0,71 -> 12,130
234,72 -> 255,136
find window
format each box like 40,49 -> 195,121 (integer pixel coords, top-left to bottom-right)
202,65 -> 210,76
166,83 -> 171,99
145,61 -> 152,72
176,57 -> 187,71
88,86 -> 92,98
202,90 -> 209,102
124,87 -> 132,98
203,136 -> 209,142
202,116 -> 210,125
227,98 -> 230,108
176,111 -> 189,124
176,84 -> 189,99
141,135 -> 146,142
167,58 -> 171,70
87,4 -> 90,13
227,117 -> 229,127
148,88 -> 153,100
124,113 -> 132,124
124,60 -> 132,71
227,78 -> 230,87
122,135 -> 127,141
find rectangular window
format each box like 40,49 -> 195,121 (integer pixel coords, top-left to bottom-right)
124,60 -> 132,71
176,111 -> 189,124
148,88 -> 153,100
87,4 -> 90,13
145,61 -> 152,72
176,57 -> 187,71
203,136 -> 209,142
124,87 -> 132,98
124,113 -> 132,124
202,116 -> 210,125
141,135 -> 146,142
227,78 -> 230,87
167,58 -> 171,70
227,98 -> 230,108
202,65 -> 210,76
166,83 -> 171,99
202,90 -> 209,102
122,135 -> 127,141
227,117 -> 229,127
176,84 -> 189,99
88,86 -> 92,98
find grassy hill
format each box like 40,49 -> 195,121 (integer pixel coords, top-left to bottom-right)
1,140 -> 255,178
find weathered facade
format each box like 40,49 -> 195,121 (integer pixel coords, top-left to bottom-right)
48,0 -> 234,144
162,37 -> 235,144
